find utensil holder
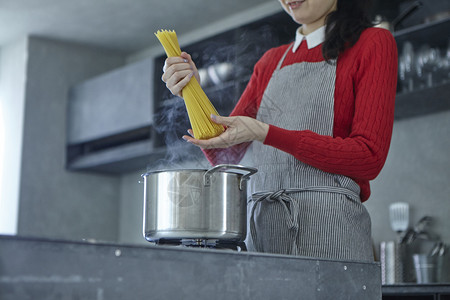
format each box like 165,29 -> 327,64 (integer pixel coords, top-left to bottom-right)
413,254 -> 437,283
381,241 -> 397,284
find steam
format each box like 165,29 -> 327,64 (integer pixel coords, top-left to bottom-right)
146,25 -> 280,173
146,98 -> 210,172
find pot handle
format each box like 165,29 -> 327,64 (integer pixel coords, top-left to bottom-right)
204,164 -> 258,191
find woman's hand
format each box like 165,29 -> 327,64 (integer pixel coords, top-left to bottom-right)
182,115 -> 269,149
161,52 -> 200,97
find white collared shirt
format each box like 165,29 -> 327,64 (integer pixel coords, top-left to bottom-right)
292,26 -> 326,52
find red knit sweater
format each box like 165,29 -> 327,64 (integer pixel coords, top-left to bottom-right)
204,27 -> 398,202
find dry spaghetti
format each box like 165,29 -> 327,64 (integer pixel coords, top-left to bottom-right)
155,30 -> 224,140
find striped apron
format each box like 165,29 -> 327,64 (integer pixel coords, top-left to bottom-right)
247,44 -> 373,262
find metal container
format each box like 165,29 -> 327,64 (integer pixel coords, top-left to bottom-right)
413,254 -> 437,283
141,164 -> 257,242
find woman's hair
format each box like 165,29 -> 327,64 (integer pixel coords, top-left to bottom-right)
323,0 -> 374,61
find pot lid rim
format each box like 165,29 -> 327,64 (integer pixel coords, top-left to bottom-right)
141,168 -> 245,177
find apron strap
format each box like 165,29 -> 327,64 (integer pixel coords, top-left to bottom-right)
275,43 -> 294,70
250,186 -> 360,253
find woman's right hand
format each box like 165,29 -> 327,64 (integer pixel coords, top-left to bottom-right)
161,52 -> 200,97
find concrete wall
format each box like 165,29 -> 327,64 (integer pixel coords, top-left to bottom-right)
367,111 -> 450,253
118,168 -> 147,245
16,37 -> 126,242
0,38 -> 28,235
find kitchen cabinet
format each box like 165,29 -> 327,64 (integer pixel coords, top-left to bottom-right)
67,58 -> 155,173
393,17 -> 450,119
372,0 -> 450,119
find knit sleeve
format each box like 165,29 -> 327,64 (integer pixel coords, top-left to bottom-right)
264,29 -> 398,180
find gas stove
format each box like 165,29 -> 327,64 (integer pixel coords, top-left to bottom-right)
150,238 -> 247,251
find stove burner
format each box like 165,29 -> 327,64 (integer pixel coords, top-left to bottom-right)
153,238 -> 247,251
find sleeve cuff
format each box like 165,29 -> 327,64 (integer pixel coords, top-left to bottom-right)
264,124 -> 299,154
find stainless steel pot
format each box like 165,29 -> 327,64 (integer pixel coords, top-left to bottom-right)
141,164 -> 257,242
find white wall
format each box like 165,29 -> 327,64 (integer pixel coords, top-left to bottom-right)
0,38 -> 28,235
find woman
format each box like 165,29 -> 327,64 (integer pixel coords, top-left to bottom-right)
161,0 -> 397,261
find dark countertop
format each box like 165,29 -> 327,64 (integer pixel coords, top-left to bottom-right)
0,235 -> 381,300
382,283 -> 450,294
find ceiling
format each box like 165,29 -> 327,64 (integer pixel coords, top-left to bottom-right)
0,0 -> 278,55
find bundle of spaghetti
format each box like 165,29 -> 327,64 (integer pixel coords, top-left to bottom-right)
155,30 -> 224,140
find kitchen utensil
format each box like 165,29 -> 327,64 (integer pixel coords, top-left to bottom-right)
413,254 -> 437,283
207,62 -> 234,85
429,241 -> 444,257
429,242 -> 446,282
439,39 -> 450,84
401,216 -> 433,244
414,216 -> 433,234
380,241 -> 397,284
437,244 -> 447,282
389,202 -> 410,238
198,68 -> 211,87
415,44 -> 442,88
141,164 -> 257,243
400,42 -> 415,92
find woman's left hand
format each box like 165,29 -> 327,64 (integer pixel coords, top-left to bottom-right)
182,115 -> 269,149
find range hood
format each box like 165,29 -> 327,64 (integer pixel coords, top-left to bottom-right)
66,57 -> 161,173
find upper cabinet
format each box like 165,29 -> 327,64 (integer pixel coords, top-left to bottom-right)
66,58 -> 155,173
394,17 -> 450,119
374,0 -> 450,119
